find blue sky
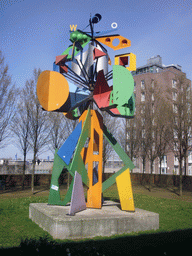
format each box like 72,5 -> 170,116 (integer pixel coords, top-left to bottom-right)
0,0 -> 191,159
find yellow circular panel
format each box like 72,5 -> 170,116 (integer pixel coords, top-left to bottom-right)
37,70 -> 69,111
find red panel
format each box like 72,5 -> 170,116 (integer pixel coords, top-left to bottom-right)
55,55 -> 68,65
60,65 -> 68,73
93,48 -> 107,60
93,90 -> 112,108
93,70 -> 110,95
119,56 -> 128,66
109,108 -> 120,115
93,70 -> 112,109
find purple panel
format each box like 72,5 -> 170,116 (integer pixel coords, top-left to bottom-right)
69,171 -> 86,215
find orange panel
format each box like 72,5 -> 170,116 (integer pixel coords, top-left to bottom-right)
96,35 -> 131,50
37,70 -> 69,111
79,110 -> 103,209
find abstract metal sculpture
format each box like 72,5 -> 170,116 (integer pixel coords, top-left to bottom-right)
36,14 -> 136,214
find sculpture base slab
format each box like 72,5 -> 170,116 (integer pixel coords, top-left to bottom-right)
29,201 -> 159,240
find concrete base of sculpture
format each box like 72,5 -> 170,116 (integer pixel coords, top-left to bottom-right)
29,201 -> 159,240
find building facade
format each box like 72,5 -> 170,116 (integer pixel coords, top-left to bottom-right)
129,55 -> 192,175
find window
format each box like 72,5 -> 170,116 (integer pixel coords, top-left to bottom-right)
172,91 -> 177,101
161,167 -> 167,174
141,92 -> 145,101
174,117 -> 178,126
173,104 -> 177,113
174,156 -> 179,165
151,80 -> 154,88
150,67 -> 153,73
142,129 -> 145,138
174,143 -> 178,151
188,151 -> 192,161
152,104 -> 155,114
172,79 -> 177,88
141,106 -> 145,114
152,93 -> 154,101
174,129 -> 178,139
188,165 -> 192,175
163,155 -> 167,164
141,80 -> 145,90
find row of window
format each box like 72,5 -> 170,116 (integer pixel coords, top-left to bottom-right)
136,79 -> 178,101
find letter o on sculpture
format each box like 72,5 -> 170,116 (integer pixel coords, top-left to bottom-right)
111,22 -> 118,29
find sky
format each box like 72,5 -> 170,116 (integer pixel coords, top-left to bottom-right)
0,0 -> 191,160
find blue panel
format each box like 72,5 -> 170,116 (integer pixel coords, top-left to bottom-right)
94,28 -> 118,37
57,121 -> 82,165
53,62 -> 60,72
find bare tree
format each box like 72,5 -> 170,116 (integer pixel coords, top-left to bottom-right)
155,98 -> 172,175
102,111 -> 119,172
27,68 -> 50,193
11,88 -> 31,189
137,80 -> 170,190
47,112 -> 69,152
118,117 -> 140,173
168,74 -> 192,196
0,51 -> 16,148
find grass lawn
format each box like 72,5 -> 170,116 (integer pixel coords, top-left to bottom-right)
0,185 -> 192,254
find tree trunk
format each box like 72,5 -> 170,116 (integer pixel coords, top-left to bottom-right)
159,158 -> 162,175
22,151 -> 26,190
179,159 -> 183,196
149,160 -> 153,192
31,150 -> 36,194
184,154 -> 187,176
141,157 -> 146,185
159,157 -> 162,186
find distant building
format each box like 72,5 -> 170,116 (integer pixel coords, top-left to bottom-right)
0,159 -> 53,174
130,55 -> 192,175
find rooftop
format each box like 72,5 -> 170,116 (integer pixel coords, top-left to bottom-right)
132,55 -> 182,76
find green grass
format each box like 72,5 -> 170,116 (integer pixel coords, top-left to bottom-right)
1,187 -> 192,249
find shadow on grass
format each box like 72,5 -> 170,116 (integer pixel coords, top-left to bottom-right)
0,185 -> 50,195
1,229 -> 192,255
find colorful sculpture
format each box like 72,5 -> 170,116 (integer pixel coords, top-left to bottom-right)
37,14 -> 136,215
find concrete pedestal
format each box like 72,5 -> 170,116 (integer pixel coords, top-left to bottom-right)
29,201 -> 159,240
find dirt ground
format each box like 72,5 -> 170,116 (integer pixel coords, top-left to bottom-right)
1,184 -> 192,203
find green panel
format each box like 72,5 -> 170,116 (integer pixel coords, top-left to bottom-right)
112,65 -> 134,106
103,124 -> 135,168
102,165 -> 128,192
70,109 -> 91,187
72,154 -> 88,186
48,149 -> 69,205
117,93 -> 135,117
62,178 -> 74,205
102,124 -> 135,192
62,40 -> 90,60
48,149 -> 75,206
